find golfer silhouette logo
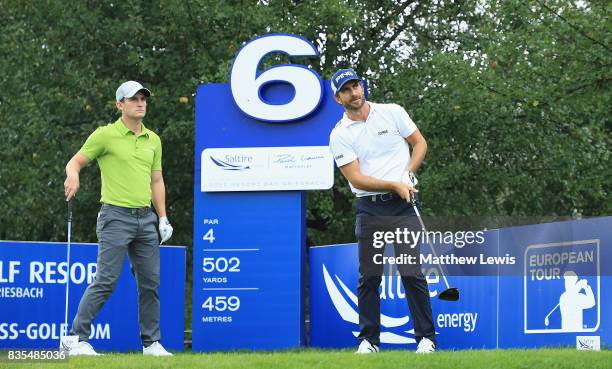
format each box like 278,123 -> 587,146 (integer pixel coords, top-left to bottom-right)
544,271 -> 595,332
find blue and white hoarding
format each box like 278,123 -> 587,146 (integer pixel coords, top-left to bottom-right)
310,217 -> 611,350
0,241 -> 185,352
498,217 -> 611,349
310,245 -> 497,349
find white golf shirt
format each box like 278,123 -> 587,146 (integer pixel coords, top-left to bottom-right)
329,102 -> 417,197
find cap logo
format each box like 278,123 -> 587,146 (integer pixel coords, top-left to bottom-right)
335,71 -> 355,83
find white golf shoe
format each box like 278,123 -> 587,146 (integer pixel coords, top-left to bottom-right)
415,337 -> 435,354
355,339 -> 380,354
65,340 -> 101,356
143,341 -> 173,356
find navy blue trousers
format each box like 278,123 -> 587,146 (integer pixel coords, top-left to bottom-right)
355,193 -> 435,346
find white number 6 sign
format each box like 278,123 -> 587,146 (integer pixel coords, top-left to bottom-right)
230,34 -> 323,122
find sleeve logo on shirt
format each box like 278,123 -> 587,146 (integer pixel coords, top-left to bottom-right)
377,129 -> 388,135
334,154 -> 344,160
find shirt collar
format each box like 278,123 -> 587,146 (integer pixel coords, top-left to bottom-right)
114,118 -> 150,137
341,102 -> 376,127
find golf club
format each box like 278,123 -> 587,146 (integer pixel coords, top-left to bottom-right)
544,302 -> 560,327
409,193 -> 460,301
64,200 -> 72,332
59,200 -> 78,351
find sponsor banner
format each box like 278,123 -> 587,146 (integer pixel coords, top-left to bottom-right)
201,146 -> 333,192
0,241 -> 185,352
498,217 -> 612,348
309,241 -> 497,349
311,217 -> 611,349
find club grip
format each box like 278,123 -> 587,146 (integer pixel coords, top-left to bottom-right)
410,191 -> 420,206
67,199 -> 73,222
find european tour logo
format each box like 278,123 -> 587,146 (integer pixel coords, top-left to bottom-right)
524,240 -> 600,334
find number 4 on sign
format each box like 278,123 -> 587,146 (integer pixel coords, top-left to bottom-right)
202,296 -> 214,310
203,229 -> 215,243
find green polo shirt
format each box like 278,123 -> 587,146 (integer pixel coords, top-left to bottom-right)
79,118 -> 162,208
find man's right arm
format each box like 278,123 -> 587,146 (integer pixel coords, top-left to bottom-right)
64,153 -> 90,201
339,160 -> 416,200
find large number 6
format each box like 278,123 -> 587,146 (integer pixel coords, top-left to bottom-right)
230,34 -> 323,122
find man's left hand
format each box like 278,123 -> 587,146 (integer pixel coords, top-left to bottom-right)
159,216 -> 173,244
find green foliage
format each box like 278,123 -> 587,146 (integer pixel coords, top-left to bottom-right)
375,0 -> 611,219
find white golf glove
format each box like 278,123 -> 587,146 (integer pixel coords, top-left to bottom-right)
401,170 -> 418,187
159,216 -> 173,244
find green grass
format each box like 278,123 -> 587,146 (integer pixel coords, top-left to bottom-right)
3,349 -> 610,369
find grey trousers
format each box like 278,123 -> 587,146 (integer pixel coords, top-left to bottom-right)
70,203 -> 161,346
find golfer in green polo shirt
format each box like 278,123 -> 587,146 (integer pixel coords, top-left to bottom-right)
61,81 -> 173,356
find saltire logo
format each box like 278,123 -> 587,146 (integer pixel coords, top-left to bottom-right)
576,336 -> 600,350
210,156 -> 251,171
322,264 -> 415,344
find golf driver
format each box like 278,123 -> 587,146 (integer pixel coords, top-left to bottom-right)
60,200 -> 79,350
409,193 -> 460,301
544,302 -> 560,327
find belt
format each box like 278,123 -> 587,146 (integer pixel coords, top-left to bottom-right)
367,192 -> 397,202
102,203 -> 152,216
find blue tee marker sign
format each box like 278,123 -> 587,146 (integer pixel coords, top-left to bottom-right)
192,34 -> 342,350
